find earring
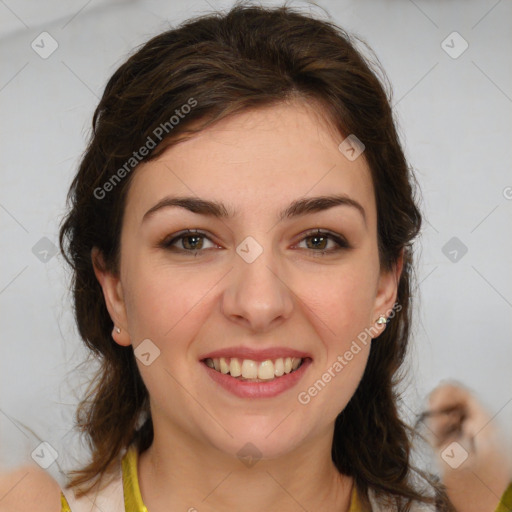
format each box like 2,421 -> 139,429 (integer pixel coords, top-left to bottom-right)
115,326 -> 121,333
376,315 -> 387,325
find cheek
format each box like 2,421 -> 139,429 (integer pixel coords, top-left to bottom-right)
121,262 -> 219,417
291,256 -> 377,409
296,271 -> 373,421
296,262 -> 378,344
122,260 -> 219,348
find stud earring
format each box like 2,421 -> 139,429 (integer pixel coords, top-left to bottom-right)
115,326 -> 121,333
376,315 -> 387,325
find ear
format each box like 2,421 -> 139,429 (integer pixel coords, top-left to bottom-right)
370,247 -> 404,339
91,247 -> 131,347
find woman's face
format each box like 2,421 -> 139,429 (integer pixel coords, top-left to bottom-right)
94,100 -> 400,460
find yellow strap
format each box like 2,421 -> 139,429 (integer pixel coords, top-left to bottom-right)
61,445 -> 362,512
348,482 -> 361,512
121,444 -> 360,511
60,491 -> 71,512
495,481 -> 512,512
122,444 -> 148,512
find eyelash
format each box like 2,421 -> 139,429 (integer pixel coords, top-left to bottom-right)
159,228 -> 350,257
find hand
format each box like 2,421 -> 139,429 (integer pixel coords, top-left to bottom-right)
420,381 -> 511,512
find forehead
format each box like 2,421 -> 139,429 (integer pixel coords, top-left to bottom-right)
125,100 -> 376,226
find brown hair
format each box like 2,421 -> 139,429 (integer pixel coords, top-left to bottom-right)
59,2 -> 452,509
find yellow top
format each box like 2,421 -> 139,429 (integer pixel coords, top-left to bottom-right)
60,444 -> 147,511
58,452 -> 512,511
58,450 -> 512,512
60,444 -> 361,511
495,481 -> 512,512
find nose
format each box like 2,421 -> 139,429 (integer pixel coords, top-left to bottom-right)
221,244 -> 294,333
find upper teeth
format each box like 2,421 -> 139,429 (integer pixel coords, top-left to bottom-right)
204,357 -> 302,380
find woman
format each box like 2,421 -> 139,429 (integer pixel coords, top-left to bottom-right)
1,3 -> 505,511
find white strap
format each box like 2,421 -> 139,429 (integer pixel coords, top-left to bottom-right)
368,487 -> 438,511
61,466 -> 124,512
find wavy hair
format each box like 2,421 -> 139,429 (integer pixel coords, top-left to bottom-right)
59,2 -> 452,510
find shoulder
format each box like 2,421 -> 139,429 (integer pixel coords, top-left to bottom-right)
0,464 -> 62,512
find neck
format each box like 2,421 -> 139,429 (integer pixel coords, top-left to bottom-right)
138,420 -> 353,512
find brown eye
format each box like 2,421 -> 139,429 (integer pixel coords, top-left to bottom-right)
178,233 -> 204,251
160,229 -> 217,255
297,229 -> 349,255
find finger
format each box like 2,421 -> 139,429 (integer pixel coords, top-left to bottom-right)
422,407 -> 466,447
427,382 -> 491,439
428,381 -> 472,411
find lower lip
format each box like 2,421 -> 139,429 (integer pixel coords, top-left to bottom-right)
201,358 -> 312,399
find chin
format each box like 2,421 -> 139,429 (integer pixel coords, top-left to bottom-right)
204,417 -> 309,462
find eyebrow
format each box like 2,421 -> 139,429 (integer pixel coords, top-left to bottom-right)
142,194 -> 367,226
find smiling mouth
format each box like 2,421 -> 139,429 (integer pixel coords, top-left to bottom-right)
202,356 -> 307,382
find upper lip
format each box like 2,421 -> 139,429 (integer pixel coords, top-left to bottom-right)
199,347 -> 312,362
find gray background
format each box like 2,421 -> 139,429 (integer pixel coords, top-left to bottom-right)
1,0 -> 511,485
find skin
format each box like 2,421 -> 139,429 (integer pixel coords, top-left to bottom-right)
424,382 -> 511,512
0,465 -> 60,511
91,99 -> 403,512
